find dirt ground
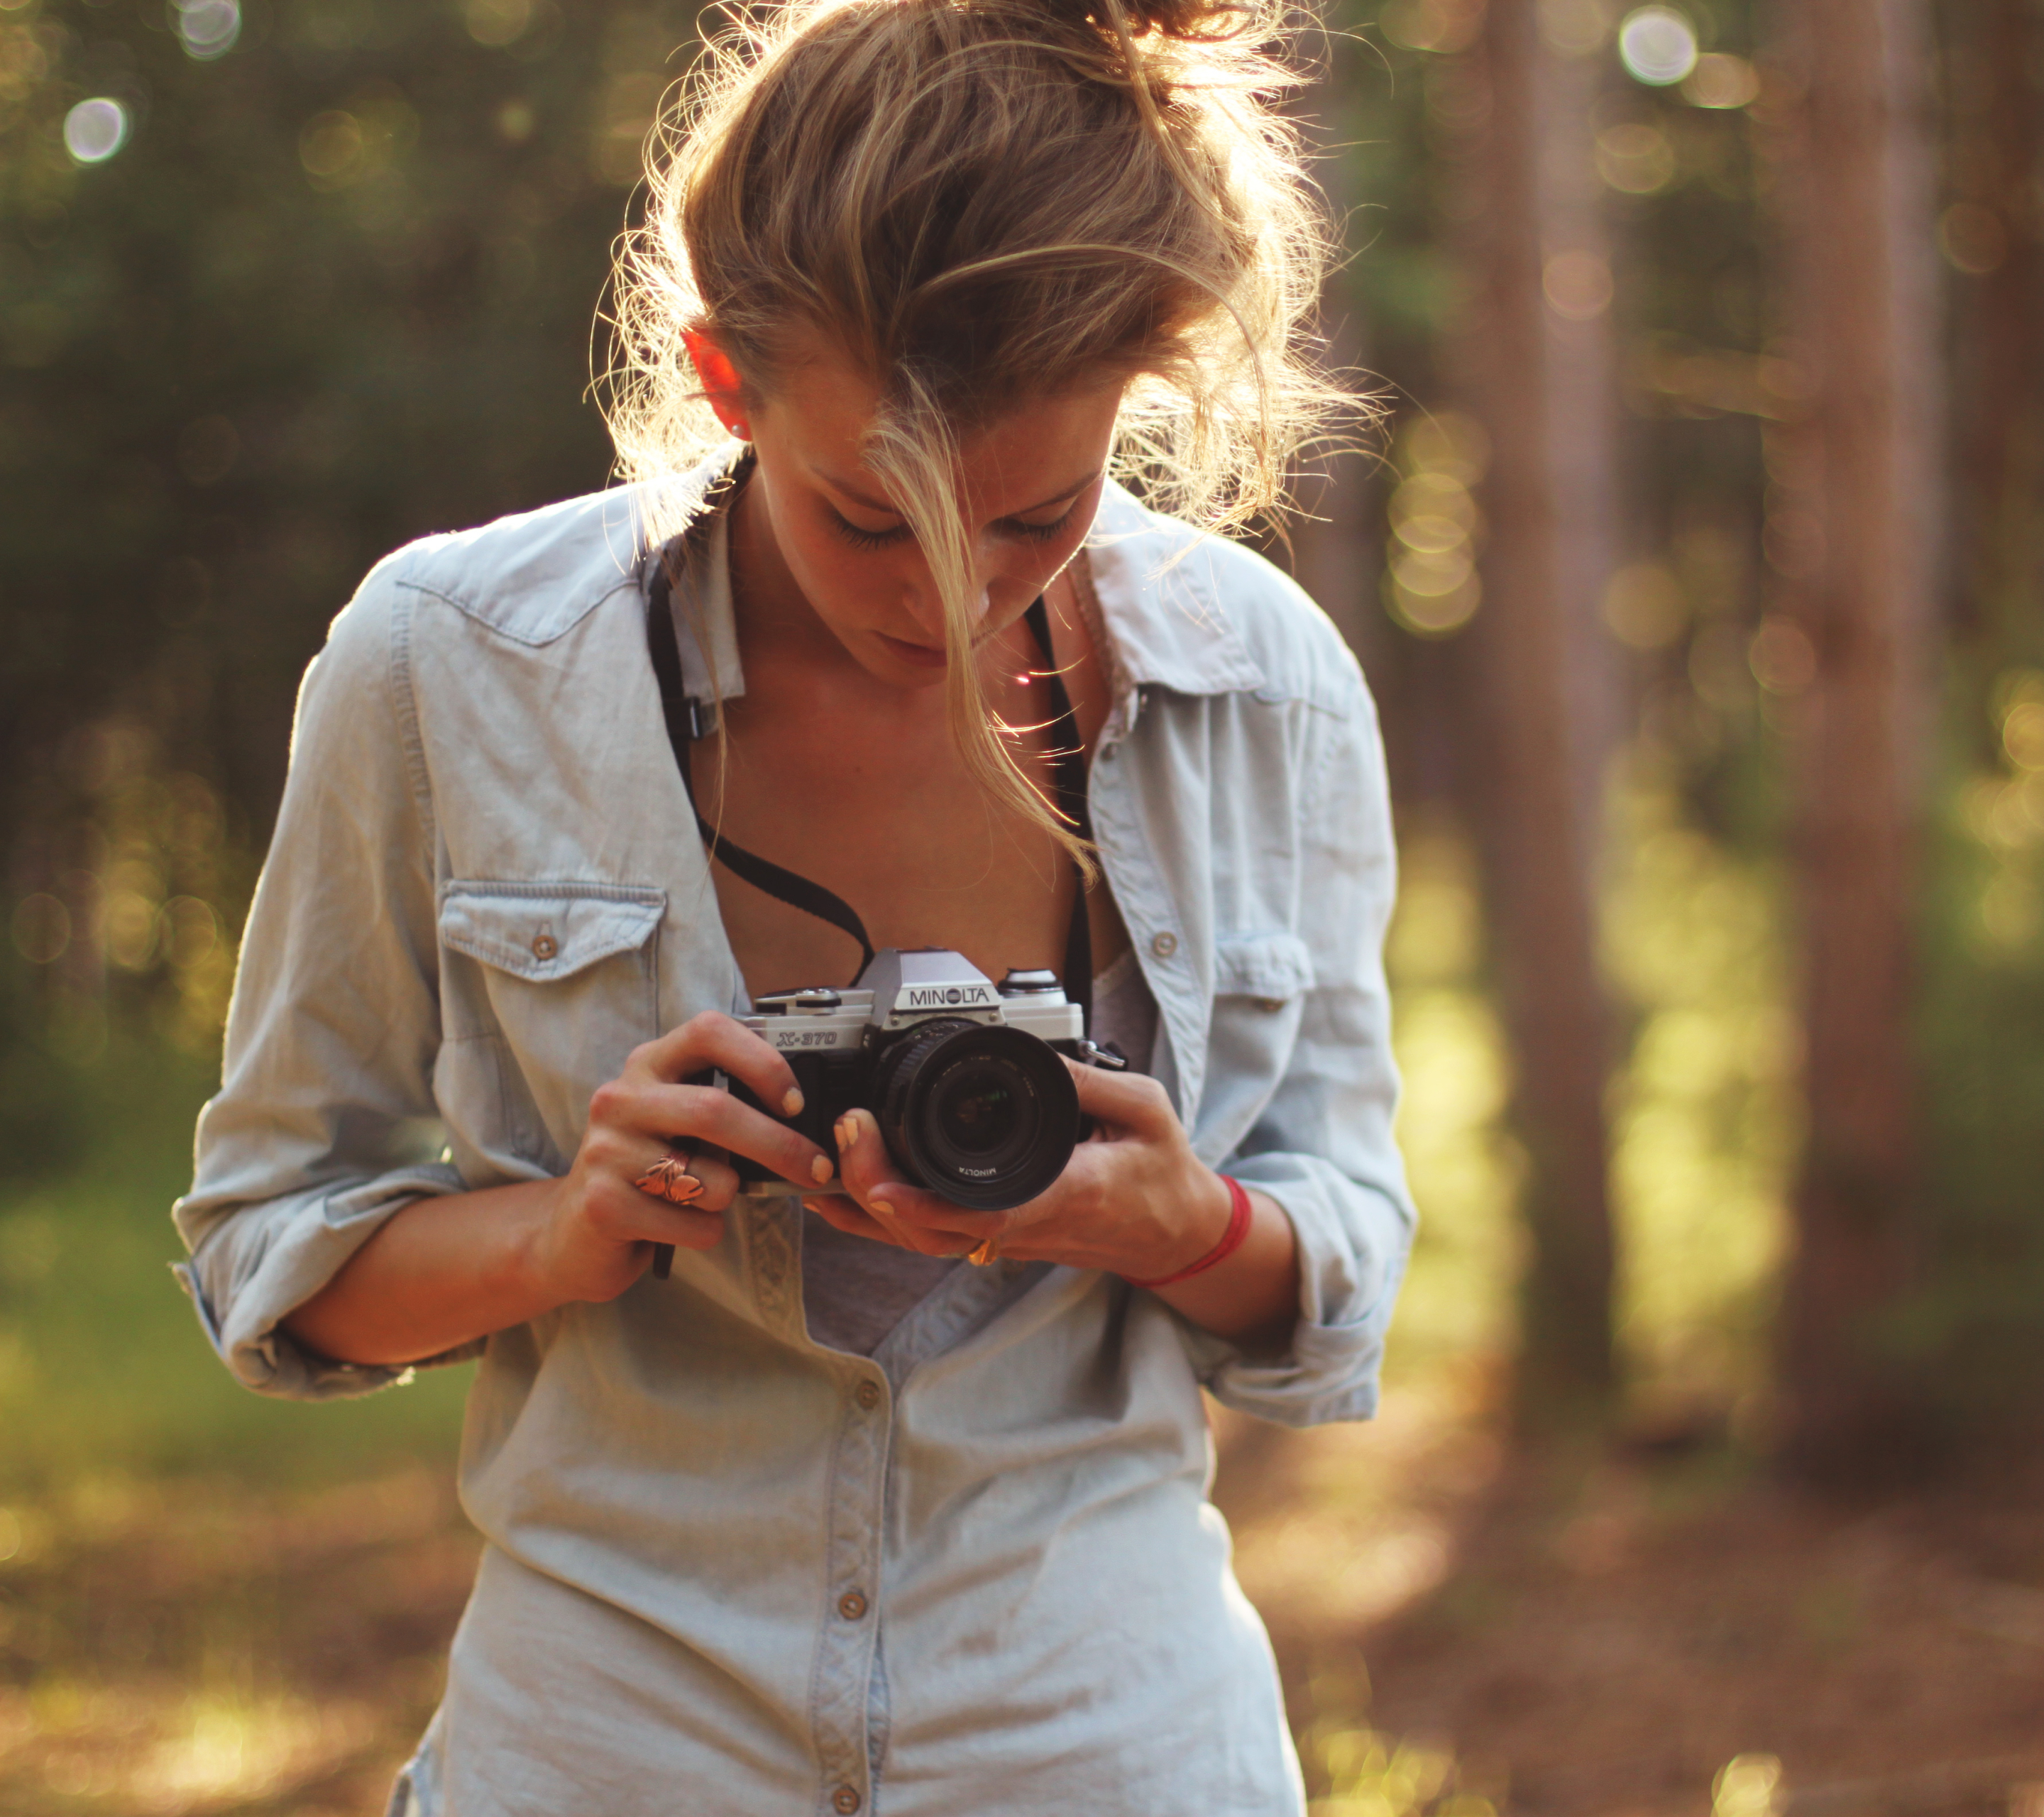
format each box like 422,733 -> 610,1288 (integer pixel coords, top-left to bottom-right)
2,1383 -> 2040,1816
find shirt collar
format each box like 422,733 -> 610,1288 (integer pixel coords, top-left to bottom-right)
657,459 -> 1268,719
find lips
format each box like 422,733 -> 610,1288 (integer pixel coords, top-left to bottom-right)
877,632 -> 947,669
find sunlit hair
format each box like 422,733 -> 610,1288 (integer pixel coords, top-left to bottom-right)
603,0 -> 1347,865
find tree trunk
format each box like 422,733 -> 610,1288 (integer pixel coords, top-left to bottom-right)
1951,0 -> 2043,636
1765,0 -> 1941,1483
1441,0 -> 1620,1424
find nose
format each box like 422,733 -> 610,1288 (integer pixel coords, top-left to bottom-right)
900,570 -> 994,640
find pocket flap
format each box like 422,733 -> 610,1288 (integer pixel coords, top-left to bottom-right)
439,881 -> 666,982
1213,931 -> 1315,1000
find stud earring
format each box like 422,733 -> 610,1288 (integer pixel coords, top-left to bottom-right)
731,421 -> 751,441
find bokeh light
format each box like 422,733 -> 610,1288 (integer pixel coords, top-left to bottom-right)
174,0 -> 241,62
62,98 -> 130,166
1544,248 -> 1614,319
1595,123 -> 1677,194
1683,50 -> 1759,109
1618,6 -> 1699,85
1383,415 -> 1489,637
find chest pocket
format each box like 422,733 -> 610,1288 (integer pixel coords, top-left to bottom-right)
437,881 -> 667,1170
1207,931 -> 1316,1114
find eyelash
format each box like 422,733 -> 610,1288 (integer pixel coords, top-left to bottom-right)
1009,503 -> 1079,544
827,502 -> 1080,551
830,515 -> 913,551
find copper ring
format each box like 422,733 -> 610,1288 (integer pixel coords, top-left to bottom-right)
634,1154 -> 705,1206
966,1236 -> 1001,1267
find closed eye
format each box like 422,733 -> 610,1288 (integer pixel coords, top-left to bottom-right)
828,497 -> 1084,551
1002,500 -> 1082,543
829,510 -> 913,551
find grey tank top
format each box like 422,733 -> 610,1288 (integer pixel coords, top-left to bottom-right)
800,949 -> 1160,1356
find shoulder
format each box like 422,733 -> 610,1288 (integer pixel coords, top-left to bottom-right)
367,487 -> 654,649
1088,483 -> 1370,722
324,456 -> 734,657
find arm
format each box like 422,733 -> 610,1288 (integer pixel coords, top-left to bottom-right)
175,566 -> 833,1386
811,678 -> 1410,1383
1186,676 -> 1415,1424
174,566 -> 466,1397
283,1015 -> 833,1367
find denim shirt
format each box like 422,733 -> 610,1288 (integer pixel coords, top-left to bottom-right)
172,461 -> 1414,1817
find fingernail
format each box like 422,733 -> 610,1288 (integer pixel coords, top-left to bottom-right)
870,1197 -> 894,1219
834,1118 -> 851,1151
811,1155 -> 833,1185
783,1087 -> 805,1116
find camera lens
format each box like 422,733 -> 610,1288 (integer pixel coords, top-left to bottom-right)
872,1019 -> 1079,1210
933,1063 -> 1021,1155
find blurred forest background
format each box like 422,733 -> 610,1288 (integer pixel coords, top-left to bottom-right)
3,0 -> 2043,1811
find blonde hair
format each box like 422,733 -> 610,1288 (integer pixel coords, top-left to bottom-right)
604,0 -> 1345,863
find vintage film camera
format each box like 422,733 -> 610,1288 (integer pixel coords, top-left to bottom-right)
734,948 -> 1122,1210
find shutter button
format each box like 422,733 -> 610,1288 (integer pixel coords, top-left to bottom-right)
833,1787 -> 862,1813
1150,931 -> 1178,959
532,933 -> 559,962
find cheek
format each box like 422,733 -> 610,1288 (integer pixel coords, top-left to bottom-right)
767,490 -> 903,622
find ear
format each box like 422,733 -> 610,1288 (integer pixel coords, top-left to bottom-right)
683,330 -> 752,441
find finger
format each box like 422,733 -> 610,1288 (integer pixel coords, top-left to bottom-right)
596,1171 -> 725,1253
832,1109 -> 1016,1250
632,1145 -> 742,1214
830,1104 -> 956,1218
1066,1056 -> 1178,1132
594,1077 -> 831,1190
807,1194 -> 903,1246
628,1011 -> 808,1121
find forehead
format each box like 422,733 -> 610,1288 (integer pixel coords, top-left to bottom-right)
764,335 -> 1123,512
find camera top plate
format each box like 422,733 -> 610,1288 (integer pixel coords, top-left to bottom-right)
750,948 -> 1082,1043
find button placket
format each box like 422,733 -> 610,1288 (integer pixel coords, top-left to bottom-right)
811,1365 -> 886,1816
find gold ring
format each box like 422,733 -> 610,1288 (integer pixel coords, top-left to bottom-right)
634,1155 -> 705,1206
966,1236 -> 1001,1266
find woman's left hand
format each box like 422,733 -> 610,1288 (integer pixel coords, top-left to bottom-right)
813,1060 -> 1233,1282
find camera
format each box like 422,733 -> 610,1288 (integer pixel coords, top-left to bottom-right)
732,948 -> 1122,1210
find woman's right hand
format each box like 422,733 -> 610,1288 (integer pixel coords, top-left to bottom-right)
533,1011 -> 833,1305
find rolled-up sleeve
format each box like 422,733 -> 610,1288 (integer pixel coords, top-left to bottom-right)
173,562 -> 469,1400
1189,679 -> 1416,1427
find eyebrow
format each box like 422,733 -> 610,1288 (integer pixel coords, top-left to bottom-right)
820,468 -> 1102,520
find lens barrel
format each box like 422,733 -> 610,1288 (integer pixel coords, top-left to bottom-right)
871,1018 -> 1079,1210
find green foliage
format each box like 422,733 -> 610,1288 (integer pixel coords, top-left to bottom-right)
0,1028 -> 467,1491
1,0 -> 693,853
1907,691 -> 2044,1432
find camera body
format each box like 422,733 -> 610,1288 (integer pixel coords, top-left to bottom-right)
734,948 -> 1112,1210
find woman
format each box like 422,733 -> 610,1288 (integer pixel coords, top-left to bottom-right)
173,0 -> 1414,1808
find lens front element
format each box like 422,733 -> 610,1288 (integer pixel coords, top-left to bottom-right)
872,1019 -> 1079,1210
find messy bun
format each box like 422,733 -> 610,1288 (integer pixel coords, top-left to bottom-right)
604,0 -> 1348,864
1034,0 -> 1255,40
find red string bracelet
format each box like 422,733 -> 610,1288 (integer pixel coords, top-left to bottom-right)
1125,1174 -> 1254,1290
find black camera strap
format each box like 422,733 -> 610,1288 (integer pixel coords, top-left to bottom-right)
647,558 -> 1094,1023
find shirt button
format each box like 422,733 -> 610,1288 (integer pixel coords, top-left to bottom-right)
531,933 -> 559,961
855,1381 -> 881,1411
833,1787 -> 862,1813
837,1589 -> 869,1621
1150,931 -> 1178,960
